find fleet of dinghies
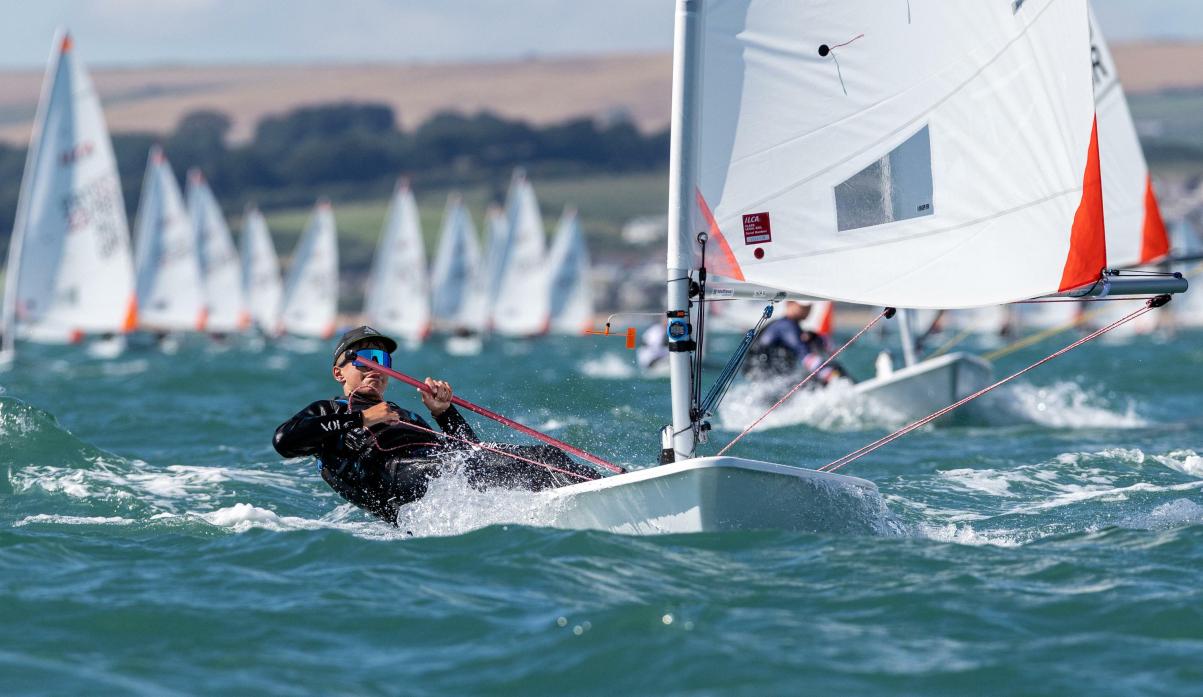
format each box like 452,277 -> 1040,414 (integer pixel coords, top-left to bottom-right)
1,32 -> 596,360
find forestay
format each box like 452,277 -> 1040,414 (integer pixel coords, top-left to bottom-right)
546,207 -> 595,334
492,172 -> 550,336
1090,6 -> 1168,268
133,147 -> 205,333
2,32 -> 137,347
187,171 -> 245,333
364,182 -> 431,343
280,202 -> 339,339
239,207 -> 283,336
690,0 -> 1102,309
430,194 -> 487,333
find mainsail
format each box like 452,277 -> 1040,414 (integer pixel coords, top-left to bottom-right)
279,201 -> 339,339
546,207 -> 594,334
2,31 -> 137,350
492,171 -> 550,336
239,206 -> 283,336
133,147 -> 206,333
187,170 -> 245,333
688,0 -> 1103,309
430,194 -> 486,332
363,181 -> 431,343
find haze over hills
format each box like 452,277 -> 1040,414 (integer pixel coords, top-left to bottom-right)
2,44 -> 1202,144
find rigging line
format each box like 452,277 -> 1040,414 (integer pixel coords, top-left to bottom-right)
717,308 -> 892,457
354,356 -> 625,474
928,325 -> 976,360
820,300 -> 1163,474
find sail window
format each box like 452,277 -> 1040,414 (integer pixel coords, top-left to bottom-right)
834,126 -> 934,232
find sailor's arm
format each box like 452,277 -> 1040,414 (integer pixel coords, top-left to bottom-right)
421,378 -> 479,443
434,405 -> 478,443
272,400 -> 363,457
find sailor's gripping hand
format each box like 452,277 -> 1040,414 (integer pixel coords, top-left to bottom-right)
422,378 -> 453,416
361,401 -> 400,427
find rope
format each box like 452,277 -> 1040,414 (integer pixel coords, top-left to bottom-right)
819,300 -> 1161,474
717,308 -> 891,457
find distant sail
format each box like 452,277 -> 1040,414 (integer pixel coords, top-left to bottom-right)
546,207 -> 594,334
187,170 -> 244,333
492,171 -> 549,336
132,147 -> 205,332
2,30 -> 137,350
364,182 -> 431,343
479,204 -> 508,330
239,207 -> 283,336
430,194 -> 486,332
279,201 -> 339,339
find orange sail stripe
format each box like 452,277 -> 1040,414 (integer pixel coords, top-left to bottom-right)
1058,117 -> 1107,292
816,303 -> 834,337
121,295 -> 138,332
694,190 -> 744,281
1139,174 -> 1170,263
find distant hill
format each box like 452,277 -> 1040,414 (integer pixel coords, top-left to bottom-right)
1,43 -> 1199,145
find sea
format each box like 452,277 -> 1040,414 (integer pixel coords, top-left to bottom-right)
2,324 -> 1201,696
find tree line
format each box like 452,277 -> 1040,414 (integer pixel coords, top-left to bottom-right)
0,103 -> 669,252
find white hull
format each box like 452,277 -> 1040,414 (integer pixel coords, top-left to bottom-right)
854,352 -> 992,421
539,457 -> 891,535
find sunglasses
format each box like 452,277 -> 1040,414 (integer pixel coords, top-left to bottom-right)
341,348 -> 392,370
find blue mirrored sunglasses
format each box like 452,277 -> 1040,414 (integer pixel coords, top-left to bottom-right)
342,348 -> 392,369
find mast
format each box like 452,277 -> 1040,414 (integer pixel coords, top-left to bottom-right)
666,0 -> 702,460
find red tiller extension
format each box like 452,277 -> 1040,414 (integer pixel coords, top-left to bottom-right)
354,356 -> 626,474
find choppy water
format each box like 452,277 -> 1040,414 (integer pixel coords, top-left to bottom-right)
3,327 -> 1202,695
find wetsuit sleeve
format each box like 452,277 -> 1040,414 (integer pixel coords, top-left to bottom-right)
273,400 -> 363,458
758,319 -> 808,355
434,405 -> 478,443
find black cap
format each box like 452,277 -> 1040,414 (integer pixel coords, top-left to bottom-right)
333,325 -> 398,364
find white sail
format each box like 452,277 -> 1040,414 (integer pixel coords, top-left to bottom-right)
492,171 -> 550,336
364,182 -> 431,343
239,207 -> 283,336
2,31 -> 137,350
279,201 -> 339,339
430,194 -> 486,332
133,147 -> 205,333
690,0 -> 1102,310
1090,6 -> 1169,269
480,204 -> 507,330
187,170 -> 245,333
546,207 -> 594,334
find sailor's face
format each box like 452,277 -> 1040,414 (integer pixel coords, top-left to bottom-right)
334,341 -> 391,396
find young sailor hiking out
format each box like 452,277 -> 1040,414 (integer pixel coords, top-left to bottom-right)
743,301 -> 851,384
273,325 -> 599,523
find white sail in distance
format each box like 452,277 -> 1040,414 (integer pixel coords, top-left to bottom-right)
187,170 -> 245,333
492,171 -> 549,336
479,204 -> 507,331
2,31 -> 137,350
239,207 -> 283,336
133,147 -> 206,333
280,201 -> 339,339
364,181 -> 431,343
690,0 -> 1103,309
429,194 -> 486,332
546,207 -> 594,334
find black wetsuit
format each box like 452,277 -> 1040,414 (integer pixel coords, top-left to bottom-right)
273,395 -> 599,523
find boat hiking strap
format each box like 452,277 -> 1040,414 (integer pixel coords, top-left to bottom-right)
819,296 -> 1169,474
699,303 -> 776,418
717,307 -> 896,457
353,356 -> 625,475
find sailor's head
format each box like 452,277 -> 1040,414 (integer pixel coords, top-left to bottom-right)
332,325 -> 398,397
783,300 -> 813,321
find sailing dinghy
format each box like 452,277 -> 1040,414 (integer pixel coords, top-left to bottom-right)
532,0 -> 1185,534
546,207 -> 595,335
430,194 -> 487,354
187,170 -> 245,337
239,206 -> 284,337
364,181 -> 431,346
279,201 -> 339,340
1,31 -> 137,364
491,171 -> 550,337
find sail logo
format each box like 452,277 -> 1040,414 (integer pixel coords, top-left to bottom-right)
59,141 -> 94,166
743,212 -> 772,245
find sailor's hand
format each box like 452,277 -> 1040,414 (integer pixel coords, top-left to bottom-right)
422,378 -> 452,416
361,401 -> 400,427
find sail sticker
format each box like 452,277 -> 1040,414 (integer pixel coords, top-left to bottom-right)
743,212 -> 772,245
711,288 -> 735,298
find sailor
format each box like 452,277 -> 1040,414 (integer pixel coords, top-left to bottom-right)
743,301 -> 851,384
273,325 -> 598,523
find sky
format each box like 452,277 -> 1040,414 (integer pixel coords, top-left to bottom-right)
0,0 -> 1199,69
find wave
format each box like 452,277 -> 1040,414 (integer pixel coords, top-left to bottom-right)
976,380 -> 1148,429
578,353 -> 638,379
